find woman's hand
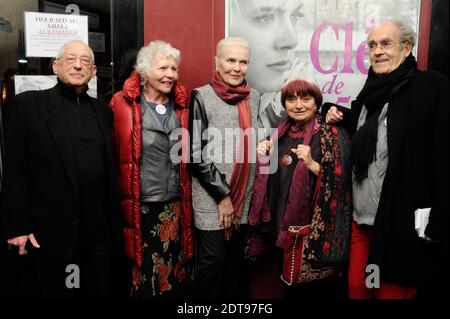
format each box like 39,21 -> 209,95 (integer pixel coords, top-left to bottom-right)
132,265 -> 141,292
291,144 -> 321,176
257,139 -> 273,156
218,195 -> 234,229
326,106 -> 343,124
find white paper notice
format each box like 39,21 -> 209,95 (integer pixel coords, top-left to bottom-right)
24,11 -> 89,58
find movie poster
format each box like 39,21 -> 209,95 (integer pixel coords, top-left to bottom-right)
227,0 -> 421,108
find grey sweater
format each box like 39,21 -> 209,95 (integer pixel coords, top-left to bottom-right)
191,84 -> 260,231
352,103 -> 389,226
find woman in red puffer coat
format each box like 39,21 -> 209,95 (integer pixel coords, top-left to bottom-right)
109,40 -> 193,298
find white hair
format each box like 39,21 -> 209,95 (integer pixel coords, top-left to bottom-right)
134,40 -> 181,80
55,40 -> 94,62
216,36 -> 251,59
372,18 -> 417,47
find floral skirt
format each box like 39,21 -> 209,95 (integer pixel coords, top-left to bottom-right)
132,201 -> 188,298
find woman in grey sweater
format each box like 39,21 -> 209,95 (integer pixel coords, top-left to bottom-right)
189,37 -> 260,298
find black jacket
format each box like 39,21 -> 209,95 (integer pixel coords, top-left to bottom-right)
1,84 -> 123,262
324,70 -> 449,283
188,90 -> 230,201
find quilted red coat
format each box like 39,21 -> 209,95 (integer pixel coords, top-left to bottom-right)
109,71 -> 194,266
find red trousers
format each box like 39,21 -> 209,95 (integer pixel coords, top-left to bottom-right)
348,221 -> 417,299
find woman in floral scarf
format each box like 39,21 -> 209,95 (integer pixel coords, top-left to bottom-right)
247,76 -> 352,298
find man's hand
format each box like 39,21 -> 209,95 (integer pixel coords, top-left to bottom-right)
326,106 -> 344,124
7,233 -> 41,255
218,195 -> 234,229
424,236 -> 439,244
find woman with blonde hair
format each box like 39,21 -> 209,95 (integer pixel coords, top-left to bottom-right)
189,37 -> 260,298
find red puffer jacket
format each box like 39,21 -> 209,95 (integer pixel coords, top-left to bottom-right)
109,71 -> 193,266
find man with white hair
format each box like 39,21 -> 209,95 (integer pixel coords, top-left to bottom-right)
325,19 -> 448,299
2,40 -> 122,298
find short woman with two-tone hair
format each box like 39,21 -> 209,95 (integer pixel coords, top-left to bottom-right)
248,76 -> 352,298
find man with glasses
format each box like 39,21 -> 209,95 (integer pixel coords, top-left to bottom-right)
324,19 -> 448,299
1,40 -> 123,298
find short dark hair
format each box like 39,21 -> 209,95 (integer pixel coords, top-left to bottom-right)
281,79 -> 323,108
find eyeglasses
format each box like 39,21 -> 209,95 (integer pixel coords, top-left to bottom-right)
367,40 -> 405,52
58,54 -> 94,66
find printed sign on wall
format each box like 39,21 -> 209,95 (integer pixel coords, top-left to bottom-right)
24,11 -> 89,58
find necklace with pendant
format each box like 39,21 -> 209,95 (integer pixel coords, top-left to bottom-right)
280,133 -> 295,167
155,104 -> 167,115
280,153 -> 293,167
280,123 -> 305,167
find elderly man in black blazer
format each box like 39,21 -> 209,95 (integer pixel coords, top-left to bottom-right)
325,19 -> 448,299
1,40 -> 123,298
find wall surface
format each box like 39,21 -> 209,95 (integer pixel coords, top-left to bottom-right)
428,0 -> 449,77
143,0 -> 225,93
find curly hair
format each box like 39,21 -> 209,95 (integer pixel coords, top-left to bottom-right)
134,40 -> 181,82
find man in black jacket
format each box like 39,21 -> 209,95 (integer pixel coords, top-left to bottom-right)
1,40 -> 123,298
325,19 -> 448,299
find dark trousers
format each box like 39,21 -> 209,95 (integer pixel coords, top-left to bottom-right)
14,240 -> 112,299
416,242 -> 449,299
193,227 -> 247,299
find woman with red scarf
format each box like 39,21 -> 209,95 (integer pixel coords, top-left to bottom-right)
109,40 -> 193,298
189,37 -> 260,298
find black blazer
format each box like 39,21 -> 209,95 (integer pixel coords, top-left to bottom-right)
1,85 -> 123,262
323,70 -> 449,283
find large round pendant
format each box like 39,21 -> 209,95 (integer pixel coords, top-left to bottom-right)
155,104 -> 167,115
280,154 -> 293,167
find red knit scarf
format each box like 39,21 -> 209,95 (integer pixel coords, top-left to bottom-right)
210,72 -> 250,104
210,72 -> 252,232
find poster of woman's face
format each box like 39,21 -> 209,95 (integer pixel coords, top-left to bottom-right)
228,0 -> 421,106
